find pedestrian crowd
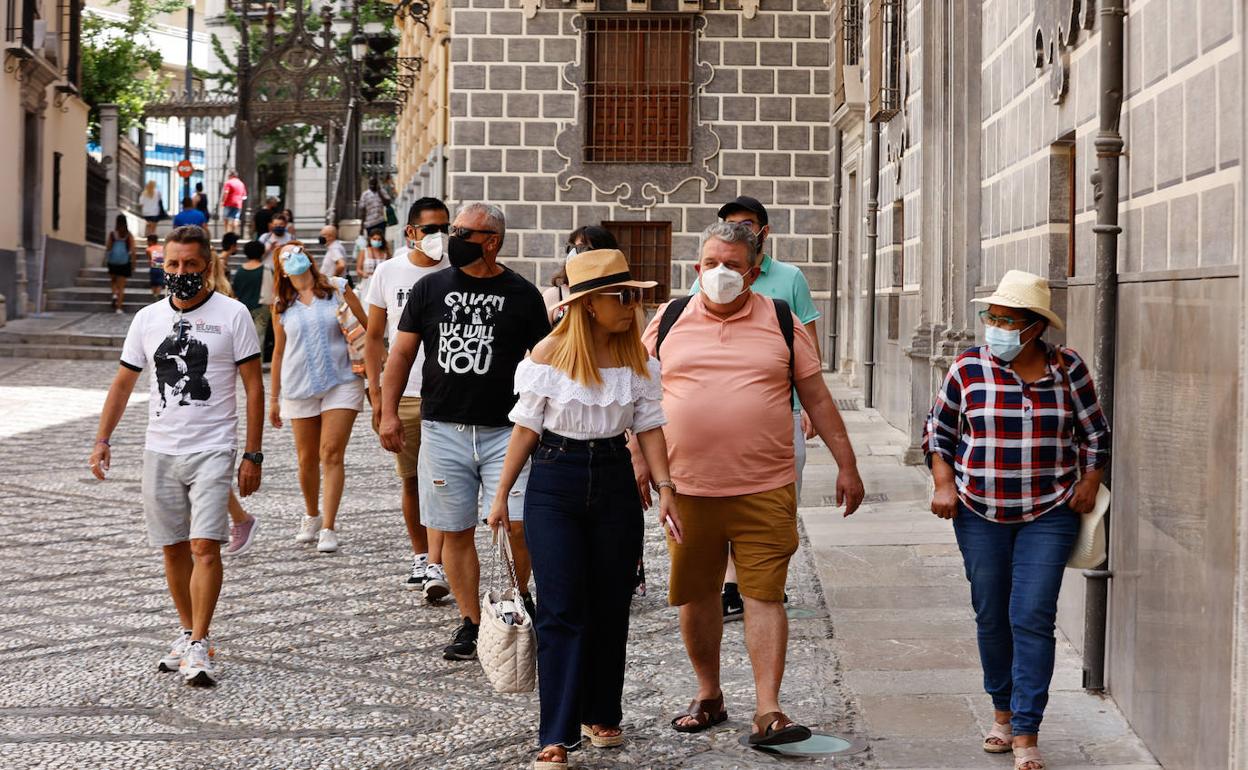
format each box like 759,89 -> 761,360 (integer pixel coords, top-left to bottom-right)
88,187 -> 1106,770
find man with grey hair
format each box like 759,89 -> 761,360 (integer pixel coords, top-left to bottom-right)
379,202 -> 549,661
631,221 -> 865,745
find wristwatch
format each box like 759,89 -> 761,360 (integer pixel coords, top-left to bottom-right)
242,451 -> 264,465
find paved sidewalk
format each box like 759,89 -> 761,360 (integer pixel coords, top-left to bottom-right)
799,376 -> 1159,770
0,359 -> 861,770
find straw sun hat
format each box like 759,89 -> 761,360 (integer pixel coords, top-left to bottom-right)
547,249 -> 656,312
971,270 -> 1065,331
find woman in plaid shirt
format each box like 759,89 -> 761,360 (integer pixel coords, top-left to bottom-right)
922,271 -> 1109,770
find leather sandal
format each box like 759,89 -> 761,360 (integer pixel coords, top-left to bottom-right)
533,745 -> 567,769
670,692 -> 728,733
580,724 -> 624,748
983,721 -> 1012,753
1014,745 -> 1046,770
748,711 -> 812,747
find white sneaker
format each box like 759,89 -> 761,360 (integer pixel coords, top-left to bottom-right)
424,563 -> 450,603
180,639 -> 217,686
157,630 -> 192,672
317,528 -> 339,553
405,555 -> 428,590
295,515 -> 322,543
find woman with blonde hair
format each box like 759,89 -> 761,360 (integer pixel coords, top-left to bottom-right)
139,180 -> 163,237
270,242 -> 369,553
487,249 -> 682,769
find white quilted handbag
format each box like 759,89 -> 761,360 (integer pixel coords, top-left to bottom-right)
478,531 -> 536,693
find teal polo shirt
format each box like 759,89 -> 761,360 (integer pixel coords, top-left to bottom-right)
689,253 -> 821,409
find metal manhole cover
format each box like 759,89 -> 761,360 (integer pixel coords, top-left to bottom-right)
737,731 -> 869,757
785,607 -> 820,619
835,399 -> 859,411
819,492 -> 888,506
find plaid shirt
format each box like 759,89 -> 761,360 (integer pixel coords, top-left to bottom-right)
922,343 -> 1110,523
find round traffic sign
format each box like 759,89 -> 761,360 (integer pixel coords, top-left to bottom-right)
176,159 -> 194,178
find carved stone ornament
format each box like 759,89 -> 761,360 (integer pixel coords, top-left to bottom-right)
741,0 -> 760,19
1034,0 -> 1094,104
553,14 -> 719,210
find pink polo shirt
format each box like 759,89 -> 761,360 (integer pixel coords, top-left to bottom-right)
642,292 -> 822,497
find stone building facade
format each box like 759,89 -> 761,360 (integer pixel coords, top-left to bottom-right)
395,0 -> 837,352
831,0 -> 1247,767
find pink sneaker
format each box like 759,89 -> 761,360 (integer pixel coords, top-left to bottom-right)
224,515 -> 259,557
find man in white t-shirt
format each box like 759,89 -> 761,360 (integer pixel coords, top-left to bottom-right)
90,225 -> 265,687
318,224 -> 349,278
364,197 -> 451,596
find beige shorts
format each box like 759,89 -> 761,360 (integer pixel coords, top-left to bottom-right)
667,484 -> 798,605
394,396 -> 422,478
282,379 -> 365,420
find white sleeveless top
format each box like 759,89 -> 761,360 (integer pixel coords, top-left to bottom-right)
509,357 -> 666,440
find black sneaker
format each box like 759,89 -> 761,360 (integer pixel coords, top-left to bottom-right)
722,589 -> 744,622
443,618 -> 478,660
521,592 -> 537,621
404,557 -> 427,590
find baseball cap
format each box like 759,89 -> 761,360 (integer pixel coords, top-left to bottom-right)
717,195 -> 768,226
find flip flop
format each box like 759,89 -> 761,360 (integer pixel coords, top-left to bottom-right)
748,711 -> 812,747
670,692 -> 728,733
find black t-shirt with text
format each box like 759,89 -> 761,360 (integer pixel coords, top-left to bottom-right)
397,266 -> 551,426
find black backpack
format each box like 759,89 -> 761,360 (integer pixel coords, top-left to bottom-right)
654,294 -> 795,384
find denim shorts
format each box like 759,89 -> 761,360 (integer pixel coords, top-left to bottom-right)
417,420 -> 529,532
223,206 -> 241,221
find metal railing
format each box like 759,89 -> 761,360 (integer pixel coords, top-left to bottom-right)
327,98 -> 356,223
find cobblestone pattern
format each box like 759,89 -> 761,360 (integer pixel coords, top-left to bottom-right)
0,360 -> 865,770
443,0 -> 833,298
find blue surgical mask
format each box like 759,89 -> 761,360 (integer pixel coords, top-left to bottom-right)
281,249 -> 311,276
370,238 -> 384,248
984,323 -> 1036,362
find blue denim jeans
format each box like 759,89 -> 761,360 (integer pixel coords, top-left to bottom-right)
952,503 -> 1080,736
523,432 -> 643,748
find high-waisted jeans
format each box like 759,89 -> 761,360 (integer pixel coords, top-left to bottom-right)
952,503 -> 1080,736
523,432 -> 643,748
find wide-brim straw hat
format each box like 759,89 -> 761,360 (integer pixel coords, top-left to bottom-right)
548,249 -> 656,311
971,269 -> 1065,331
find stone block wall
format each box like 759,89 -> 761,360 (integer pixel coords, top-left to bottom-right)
444,0 -> 834,298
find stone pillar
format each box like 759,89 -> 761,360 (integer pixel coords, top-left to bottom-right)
1230,14 -> 1248,765
99,104 -> 120,233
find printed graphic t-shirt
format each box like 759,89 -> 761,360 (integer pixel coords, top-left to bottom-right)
364,247 -> 449,398
120,291 -> 262,454
397,266 -> 550,426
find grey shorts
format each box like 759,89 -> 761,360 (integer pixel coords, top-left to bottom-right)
417,421 -> 529,533
142,449 -> 235,547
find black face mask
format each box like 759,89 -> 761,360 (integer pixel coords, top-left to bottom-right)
165,270 -> 206,300
448,236 -> 484,269
272,226 -> 287,236
317,236 -> 327,245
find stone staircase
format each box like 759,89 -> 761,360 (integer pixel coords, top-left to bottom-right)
2,241 -> 330,360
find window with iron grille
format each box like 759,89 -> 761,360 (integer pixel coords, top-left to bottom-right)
584,16 -> 694,165
833,0 -> 863,109
867,0 -> 904,122
603,221 -> 672,305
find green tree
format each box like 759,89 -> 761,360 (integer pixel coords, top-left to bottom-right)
80,0 -> 183,140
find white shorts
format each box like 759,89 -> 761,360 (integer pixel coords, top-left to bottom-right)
142,449 -> 235,547
282,379 -> 365,419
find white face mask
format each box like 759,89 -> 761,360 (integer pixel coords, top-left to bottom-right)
700,264 -> 746,304
420,232 -> 447,262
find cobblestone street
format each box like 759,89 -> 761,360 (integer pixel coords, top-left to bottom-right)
0,358 -> 862,770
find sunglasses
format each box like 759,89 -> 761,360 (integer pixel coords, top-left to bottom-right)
977,309 -> 1033,329
414,223 -> 450,235
449,226 -> 498,239
597,287 -> 643,306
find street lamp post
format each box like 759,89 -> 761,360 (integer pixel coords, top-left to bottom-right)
183,1 -> 195,204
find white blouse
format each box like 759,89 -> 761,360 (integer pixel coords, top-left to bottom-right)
509,358 -> 666,440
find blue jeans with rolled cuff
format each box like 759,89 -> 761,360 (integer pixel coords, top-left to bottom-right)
952,502 -> 1080,736
523,432 -> 643,749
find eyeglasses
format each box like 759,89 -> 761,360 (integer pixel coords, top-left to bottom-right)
978,309 -> 1032,329
449,226 -> 498,239
415,223 -> 450,235
597,288 -> 643,306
